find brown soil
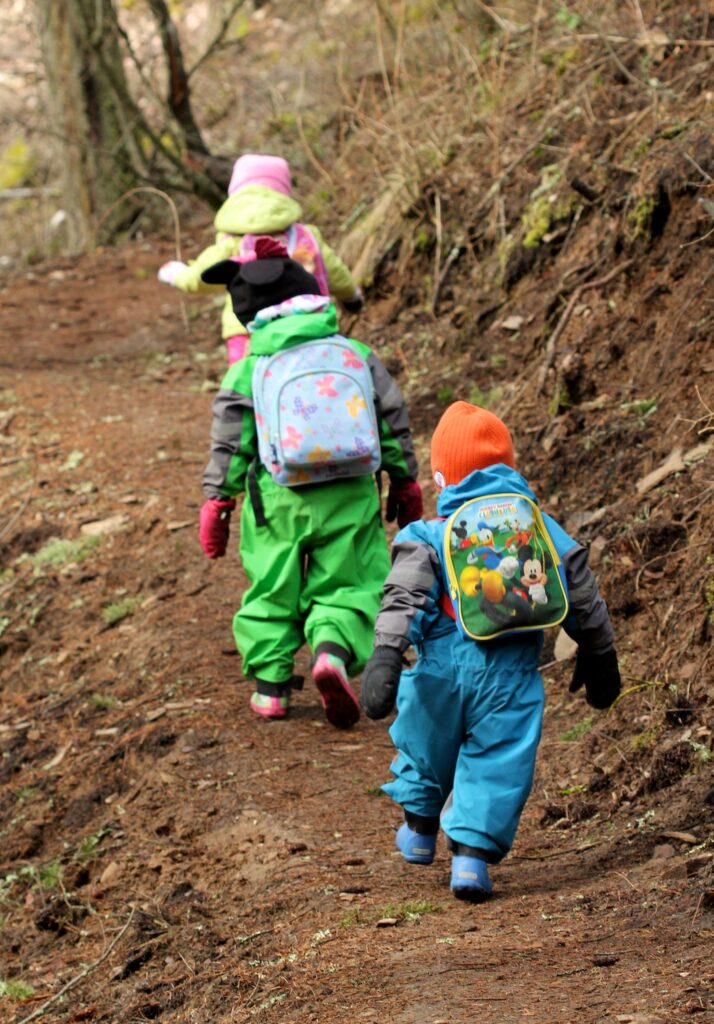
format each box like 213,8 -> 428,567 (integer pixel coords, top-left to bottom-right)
0,216 -> 712,1023
2,7 -> 714,1013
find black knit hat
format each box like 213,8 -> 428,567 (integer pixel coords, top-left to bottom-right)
201,236 -> 320,326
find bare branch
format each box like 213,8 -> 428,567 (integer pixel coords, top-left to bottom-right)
188,0 -> 249,80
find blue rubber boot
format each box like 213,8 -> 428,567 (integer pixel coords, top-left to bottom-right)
450,855 -> 493,902
396,823 -> 437,865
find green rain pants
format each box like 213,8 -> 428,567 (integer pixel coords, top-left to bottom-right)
234,469 -> 391,683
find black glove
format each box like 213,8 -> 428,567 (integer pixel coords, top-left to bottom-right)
341,288 -> 364,315
360,646 -> 404,720
569,647 -> 621,710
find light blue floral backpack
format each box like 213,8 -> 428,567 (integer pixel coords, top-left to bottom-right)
252,336 -> 381,487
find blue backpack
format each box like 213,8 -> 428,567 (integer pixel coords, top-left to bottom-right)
441,492 -> 569,641
251,336 -> 381,486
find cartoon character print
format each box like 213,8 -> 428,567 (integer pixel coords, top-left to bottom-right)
467,522 -> 502,569
518,544 -> 549,606
505,518 -> 532,551
467,551 -> 533,629
453,520 -> 472,551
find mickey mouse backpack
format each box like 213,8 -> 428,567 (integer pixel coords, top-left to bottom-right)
441,492 -> 569,641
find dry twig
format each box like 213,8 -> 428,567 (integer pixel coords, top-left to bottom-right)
17,907 -> 136,1024
539,259 -> 633,392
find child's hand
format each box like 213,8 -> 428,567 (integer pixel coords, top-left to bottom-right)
341,287 -> 364,314
386,479 -> 424,529
360,646 -> 404,719
569,648 -> 621,709
199,498 -> 236,558
158,260 -> 188,286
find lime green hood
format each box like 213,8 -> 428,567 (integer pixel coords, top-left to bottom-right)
249,305 -> 341,356
213,185 -> 302,235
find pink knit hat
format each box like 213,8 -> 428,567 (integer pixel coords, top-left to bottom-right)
227,154 -> 292,197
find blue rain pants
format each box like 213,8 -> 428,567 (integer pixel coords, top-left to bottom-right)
383,628 -> 545,862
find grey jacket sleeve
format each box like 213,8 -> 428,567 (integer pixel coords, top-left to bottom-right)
368,352 -> 419,481
374,538 -> 442,651
561,543 -> 615,655
202,387 -> 256,499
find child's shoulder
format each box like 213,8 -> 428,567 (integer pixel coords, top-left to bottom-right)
395,515 -> 445,549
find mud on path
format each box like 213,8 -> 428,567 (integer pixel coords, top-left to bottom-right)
1,243 -> 713,1024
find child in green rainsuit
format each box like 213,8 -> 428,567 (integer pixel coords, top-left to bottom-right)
198,236 -> 423,728
158,154 -> 363,364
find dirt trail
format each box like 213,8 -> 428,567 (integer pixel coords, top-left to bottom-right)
1,246 -> 713,1023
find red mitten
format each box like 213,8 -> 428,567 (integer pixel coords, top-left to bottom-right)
386,479 -> 424,528
199,498 -> 236,558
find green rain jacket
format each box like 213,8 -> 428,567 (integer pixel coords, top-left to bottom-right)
173,186 -> 359,338
203,302 -> 418,499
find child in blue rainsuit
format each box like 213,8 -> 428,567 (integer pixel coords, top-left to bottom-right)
361,401 -> 620,901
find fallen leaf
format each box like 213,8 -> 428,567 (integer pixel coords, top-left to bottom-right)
80,514 -> 129,537
660,830 -> 698,844
636,440 -> 713,496
0,720 -> 32,734
500,314 -> 524,331
166,520 -> 192,531
637,26 -> 670,62
99,861 -> 121,886
43,744 -> 71,770
554,629 -> 578,662
636,448 -> 685,495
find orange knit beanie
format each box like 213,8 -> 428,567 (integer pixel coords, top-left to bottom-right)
431,401 -> 515,489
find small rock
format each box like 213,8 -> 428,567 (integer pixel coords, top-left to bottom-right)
651,843 -> 676,860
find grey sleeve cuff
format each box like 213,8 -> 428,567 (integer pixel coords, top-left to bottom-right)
562,543 -> 615,654
368,353 -> 419,479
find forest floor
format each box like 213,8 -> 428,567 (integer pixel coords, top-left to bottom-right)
0,224 -> 712,1024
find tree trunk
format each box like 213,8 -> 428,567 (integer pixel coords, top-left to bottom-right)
33,0 -> 223,249
34,0 -> 142,248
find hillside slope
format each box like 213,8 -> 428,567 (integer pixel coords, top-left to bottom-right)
1,2 -> 713,1022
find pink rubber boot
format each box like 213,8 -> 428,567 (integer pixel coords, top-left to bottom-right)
312,652 -> 360,729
